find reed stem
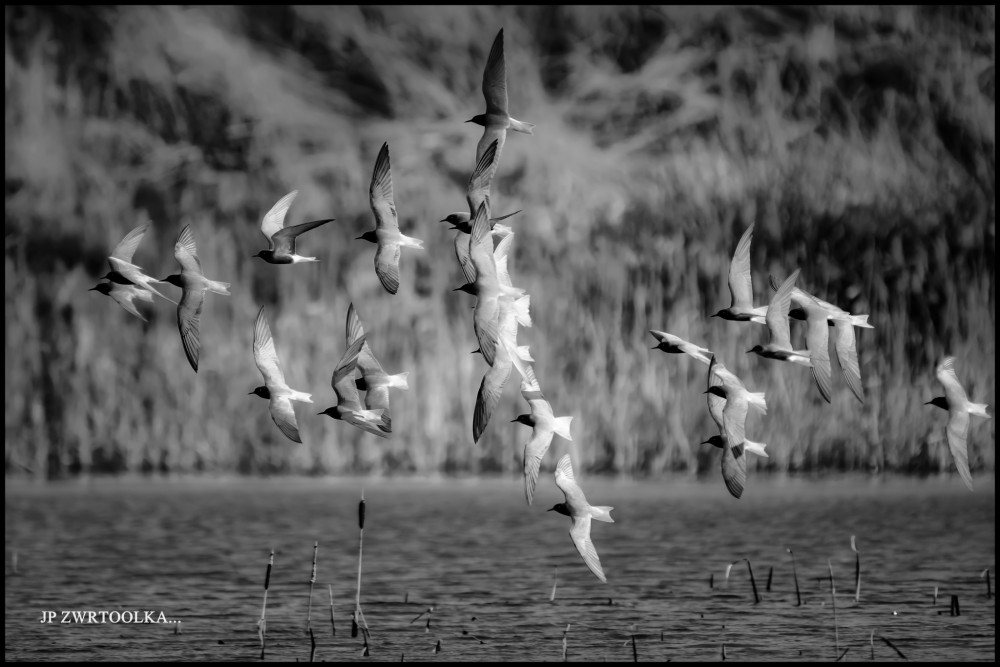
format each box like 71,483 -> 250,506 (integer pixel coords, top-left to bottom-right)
828,559 -> 839,656
307,541 -> 318,633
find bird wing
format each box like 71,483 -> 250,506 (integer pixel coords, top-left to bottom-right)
332,333 -> 366,412
522,425 -> 555,506
722,394 -> 749,454
269,395 -> 303,443
936,357 -> 970,406
493,231 -> 515,288
946,408 -> 974,492
833,319 -> 865,403
473,352 -> 513,443
766,269 -> 799,348
174,225 -> 203,276
346,302 -> 386,377
110,222 -> 152,262
108,284 -> 148,322
569,514 -> 606,583
454,231 -> 478,285
466,140 -> 499,217
721,437 -> 747,499
554,453 -> 589,508
176,284 -> 204,372
253,306 -> 288,389
369,142 -> 399,234
728,222 -> 755,310
481,28 -> 508,116
261,190 -> 298,242
469,202 -> 499,285
473,294 -> 501,367
475,129 -> 506,171
374,241 -> 402,295
362,384 -> 392,433
344,410 -> 392,439
803,300 -> 833,402
707,360 -> 726,431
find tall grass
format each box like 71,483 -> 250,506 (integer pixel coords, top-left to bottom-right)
4,5 -> 995,477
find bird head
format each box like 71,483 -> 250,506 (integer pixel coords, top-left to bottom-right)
924,396 -> 949,411
160,274 -> 183,288
89,283 -> 112,295
466,114 -> 488,127
356,231 -> 379,244
548,503 -> 571,517
453,283 -> 477,296
249,386 -> 270,399
746,345 -> 763,355
510,414 -> 534,427
704,386 -> 728,399
440,213 -> 467,227
317,407 -> 340,419
252,250 -> 270,260
701,435 -> 725,448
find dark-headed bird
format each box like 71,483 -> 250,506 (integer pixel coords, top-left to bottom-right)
357,142 -> 424,294
649,330 -> 713,365
712,222 -> 767,324
89,280 -> 154,322
250,306 -> 313,443
253,190 -> 335,264
318,332 -> 389,439
514,370 -> 572,506
456,201 -> 524,367
926,356 -> 992,492
468,28 -> 535,166
441,139 -> 521,236
103,221 -> 175,303
549,454 -> 613,584
769,274 -> 872,404
747,269 -> 811,367
346,302 -> 409,434
161,225 -> 231,372
703,356 -> 767,499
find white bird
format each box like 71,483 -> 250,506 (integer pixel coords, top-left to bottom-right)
252,190 -> 335,264
513,372 -> 572,505
649,330 -> 713,365
318,332 -> 389,439
549,454 -> 613,584
747,269 -> 811,366
704,356 -> 767,499
102,221 -> 175,303
926,356 -> 992,492
711,222 -> 767,324
467,28 -> 535,167
702,357 -> 769,459
346,302 -> 409,434
89,280 -> 154,322
357,142 -> 424,294
249,306 -> 313,443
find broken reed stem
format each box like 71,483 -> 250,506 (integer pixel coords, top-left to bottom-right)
828,559 -> 839,656
766,566 -> 773,592
746,560 -> 760,604
309,627 -> 316,663
983,569 -> 992,599
550,566 -> 558,601
259,549 -> 274,660
836,647 -> 850,662
307,541 -> 318,633
869,630 -> 875,660
950,594 -> 961,616
850,535 -> 861,603
630,624 -> 638,662
562,624 -> 570,662
880,635 -> 907,659
787,547 -> 802,606
328,585 -> 336,636
933,585 -> 938,605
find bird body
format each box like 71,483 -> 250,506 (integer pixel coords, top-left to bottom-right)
550,454 -> 612,583
649,330 -> 713,365
253,190 -> 334,264
250,306 -> 312,443
713,222 -> 767,323
89,280 -> 154,321
161,225 -> 230,372
468,29 -> 535,166
926,356 -> 992,491
473,291 -> 533,444
101,222 -> 175,303
358,143 -> 424,294
748,269 -> 811,366
705,356 -> 768,499
514,378 -> 573,505
319,330 -> 389,439
346,302 -> 409,434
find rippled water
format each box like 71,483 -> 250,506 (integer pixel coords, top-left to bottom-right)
4,474 -> 996,662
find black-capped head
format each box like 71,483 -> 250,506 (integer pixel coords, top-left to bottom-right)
252,250 -> 272,261
701,435 -> 724,448
548,503 -> 571,517
453,283 -> 477,296
925,396 -> 949,411
747,345 -> 764,355
440,213 -> 468,227
249,386 -> 270,399
466,114 -> 488,127
356,230 -> 379,244
511,414 -> 534,427
318,406 -> 341,420
160,274 -> 184,288
89,283 -> 112,295
704,385 -> 728,399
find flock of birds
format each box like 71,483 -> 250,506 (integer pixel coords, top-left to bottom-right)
88,28 -> 991,585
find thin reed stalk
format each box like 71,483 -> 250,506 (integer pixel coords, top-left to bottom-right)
983,568 -> 992,599
725,558 -> 760,603
850,535 -> 861,603
828,560 -> 839,655
259,549 -> 274,660
786,547 -> 802,606
328,584 -> 336,636
306,541 -> 318,633
550,566 -> 558,602
354,491 -> 370,640
562,624 -> 570,662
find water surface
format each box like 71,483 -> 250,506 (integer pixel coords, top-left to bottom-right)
4,474 -> 996,661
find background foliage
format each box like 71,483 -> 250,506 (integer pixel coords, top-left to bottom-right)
5,5 -> 995,478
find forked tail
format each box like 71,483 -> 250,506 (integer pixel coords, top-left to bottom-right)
553,415 -> 573,441
389,372 -> 410,390
290,390 -> 313,404
208,280 -> 231,296
970,403 -> 992,419
748,392 -> 767,415
744,439 -> 769,458
509,117 -> 535,135
513,294 -> 531,328
590,506 -> 614,523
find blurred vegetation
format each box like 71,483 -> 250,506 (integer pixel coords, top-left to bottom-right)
4,5 -> 995,480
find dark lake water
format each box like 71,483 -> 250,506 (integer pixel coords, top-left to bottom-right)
4,474 -> 996,662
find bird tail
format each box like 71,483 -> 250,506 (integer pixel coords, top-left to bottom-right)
388,372 -> 410,391
790,350 -> 813,367
499,284 -> 525,298
744,439 -> 769,458
509,117 -> 535,135
747,392 -> 768,415
590,506 -> 615,523
400,234 -> 425,249
513,294 -> 531,328
492,223 -> 514,239
553,415 -> 574,441
290,390 -> 313,404
970,403 -> 991,419
516,345 -> 534,363
850,313 -> 874,328
207,280 -> 231,296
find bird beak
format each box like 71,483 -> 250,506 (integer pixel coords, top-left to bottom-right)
510,418 -> 518,423
355,235 -> 364,240
317,411 -> 324,415
88,286 -> 98,291
651,346 -> 659,350
746,349 -> 753,354
546,507 -> 555,512
700,440 -> 711,445
248,391 -> 254,395
439,218 -> 448,223
923,400 -> 931,405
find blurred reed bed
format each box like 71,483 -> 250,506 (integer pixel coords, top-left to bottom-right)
4,5 -> 995,478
